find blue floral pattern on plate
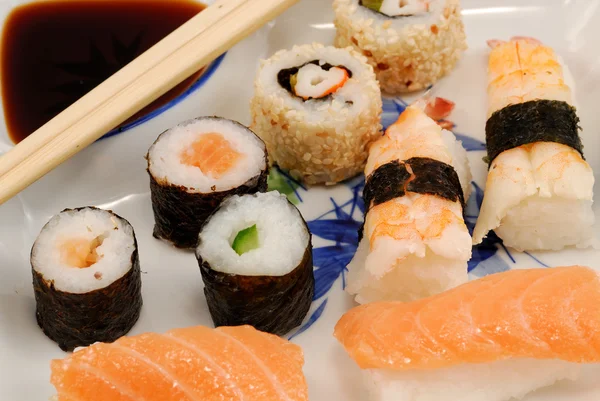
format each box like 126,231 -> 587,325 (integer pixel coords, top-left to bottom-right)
269,96 -> 549,339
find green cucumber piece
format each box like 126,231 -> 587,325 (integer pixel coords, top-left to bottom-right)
361,0 -> 383,12
232,225 -> 260,255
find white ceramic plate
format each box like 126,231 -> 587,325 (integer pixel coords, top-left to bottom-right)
1,0 -> 600,400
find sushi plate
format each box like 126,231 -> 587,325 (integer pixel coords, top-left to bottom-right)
1,0 -> 600,399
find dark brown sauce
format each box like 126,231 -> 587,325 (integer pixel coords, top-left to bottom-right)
1,0 -> 206,144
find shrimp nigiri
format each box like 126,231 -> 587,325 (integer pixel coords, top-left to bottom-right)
346,98 -> 472,304
473,37 -> 596,251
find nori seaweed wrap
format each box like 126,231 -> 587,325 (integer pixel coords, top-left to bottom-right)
363,157 -> 465,213
485,100 -> 582,165
196,191 -> 314,336
147,117 -> 269,248
31,207 -> 142,352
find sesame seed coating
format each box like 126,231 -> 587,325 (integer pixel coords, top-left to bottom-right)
250,43 -> 382,185
333,0 -> 467,94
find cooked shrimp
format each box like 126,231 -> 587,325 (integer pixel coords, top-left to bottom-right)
366,100 -> 471,198
487,38 -> 571,117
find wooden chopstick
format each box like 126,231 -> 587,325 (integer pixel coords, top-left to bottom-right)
0,0 -> 298,205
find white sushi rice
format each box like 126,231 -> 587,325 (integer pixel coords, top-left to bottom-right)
494,197 -> 596,252
31,208 -> 136,294
196,191 -> 310,276
147,117 -> 267,193
333,0 -> 467,93
347,235 -> 468,304
364,358 -> 580,401
250,43 -> 382,185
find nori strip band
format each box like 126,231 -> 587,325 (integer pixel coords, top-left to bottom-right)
277,59 -> 353,101
363,157 -> 465,213
358,0 -> 428,18
358,157 -> 464,241
198,208 -> 314,336
32,207 -> 142,352
485,100 -> 583,165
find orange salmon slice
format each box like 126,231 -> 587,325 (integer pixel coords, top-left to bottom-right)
58,235 -> 104,268
180,132 -> 243,179
50,325 -> 309,401
335,266 -> 600,371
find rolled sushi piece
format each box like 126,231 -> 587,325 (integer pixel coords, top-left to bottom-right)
196,191 -> 314,336
334,265 -> 600,401
473,37 -> 596,251
347,98 -> 471,304
333,0 -> 467,94
50,324 -> 310,401
250,42 -> 382,185
31,207 -> 142,352
147,117 -> 268,248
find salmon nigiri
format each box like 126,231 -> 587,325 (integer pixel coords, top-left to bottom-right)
51,325 -> 308,401
334,265 -> 600,401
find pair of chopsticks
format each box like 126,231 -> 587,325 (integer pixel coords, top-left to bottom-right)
0,0 -> 298,206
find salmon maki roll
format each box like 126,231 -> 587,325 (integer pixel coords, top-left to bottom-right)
334,265 -> 600,401
250,43 -> 382,185
346,98 -> 471,304
147,117 -> 268,248
473,37 -> 596,251
31,207 -> 142,351
50,325 -> 309,401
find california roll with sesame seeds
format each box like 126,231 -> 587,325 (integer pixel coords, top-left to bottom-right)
250,43 -> 382,185
333,0 -> 467,94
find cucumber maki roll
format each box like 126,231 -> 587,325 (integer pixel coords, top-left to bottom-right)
147,117 -> 269,248
196,191 -> 314,336
31,207 -> 142,351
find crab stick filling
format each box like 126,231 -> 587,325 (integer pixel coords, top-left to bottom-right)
292,64 -> 349,100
